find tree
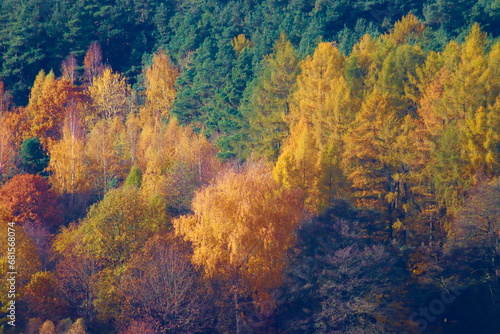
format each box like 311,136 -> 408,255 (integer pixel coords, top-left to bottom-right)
174,162 -> 303,332
0,173 -> 60,227
24,271 -> 69,320
48,107 -> 87,195
62,52 -> 78,84
39,320 -> 56,334
276,41 -> 353,210
273,117 -> 322,212
0,173 -> 60,261
342,90 -> 401,212
241,33 -> 300,161
448,179 -> 500,282
288,41 -> 348,133
19,137 -> 49,176
78,186 -> 166,267
138,119 -> 222,213
54,227 -> 100,321
0,111 -> 18,182
119,233 -> 214,332
85,117 -> 131,194
125,166 -> 142,188
83,41 -> 105,85
141,49 -> 179,124
443,179 -> 500,333
53,186 -> 167,324
278,212 -> 407,334
87,68 -> 133,122
0,212 -> 42,317
66,318 -> 88,334
26,71 -> 81,147
119,321 -> 157,334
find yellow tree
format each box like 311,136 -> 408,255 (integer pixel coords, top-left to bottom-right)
283,42 -> 353,210
0,112 -> 17,182
288,41 -> 348,133
174,163 -> 303,332
85,117 -> 131,194
385,13 -> 425,46
49,102 -> 88,195
342,90 -> 401,217
53,186 -> 167,322
26,71 -> 80,147
138,120 -> 175,198
242,33 -> 300,161
441,24 -> 489,125
87,68 -> 133,123
141,49 -> 179,125
345,34 -> 377,100
138,118 -> 222,211
273,117 -> 322,212
0,209 -> 42,310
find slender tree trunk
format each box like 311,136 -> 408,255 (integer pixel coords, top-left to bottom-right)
233,284 -> 241,334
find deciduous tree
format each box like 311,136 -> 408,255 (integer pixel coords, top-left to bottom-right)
241,33 -> 300,161
119,233 -> 214,332
174,162 -> 303,332
141,49 -> 179,124
87,68 -> 133,122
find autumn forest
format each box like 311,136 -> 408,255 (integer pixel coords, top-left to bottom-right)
1,0 -> 500,333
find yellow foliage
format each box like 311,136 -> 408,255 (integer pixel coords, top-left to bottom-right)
174,162 -> 303,294
141,50 -> 179,124
85,117 -> 131,194
231,34 -> 253,55
386,13 -> 425,45
273,117 -> 322,212
88,68 -> 132,122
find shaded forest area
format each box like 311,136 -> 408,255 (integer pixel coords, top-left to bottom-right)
1,0 -> 500,333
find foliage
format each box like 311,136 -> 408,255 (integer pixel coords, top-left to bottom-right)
19,137 -> 49,176
2,3 -> 500,333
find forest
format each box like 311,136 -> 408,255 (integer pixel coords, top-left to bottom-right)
1,0 -> 500,333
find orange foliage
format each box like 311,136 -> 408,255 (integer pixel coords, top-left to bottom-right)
0,174 -> 60,227
174,162 -> 304,294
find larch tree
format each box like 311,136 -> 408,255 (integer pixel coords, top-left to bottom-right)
288,41 -> 347,133
241,33 -> 300,161
273,117 -> 322,212
278,41 -> 353,211
174,162 -> 304,333
342,89 -> 402,236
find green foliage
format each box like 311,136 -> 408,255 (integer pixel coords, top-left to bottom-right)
124,165 -> 142,188
19,137 -> 49,176
4,1 -> 500,333
240,33 -> 300,161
